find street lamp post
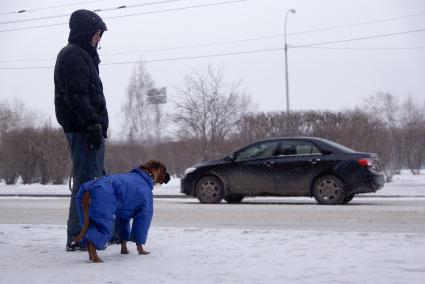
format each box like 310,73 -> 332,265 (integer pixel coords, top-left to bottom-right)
284,9 -> 296,112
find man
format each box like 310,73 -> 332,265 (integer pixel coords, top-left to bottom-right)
54,9 -> 108,251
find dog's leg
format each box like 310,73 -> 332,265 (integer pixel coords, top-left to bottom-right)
120,242 -> 129,254
87,241 -> 103,263
88,243 -> 93,261
137,245 -> 150,255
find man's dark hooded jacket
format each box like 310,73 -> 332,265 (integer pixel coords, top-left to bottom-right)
54,9 -> 108,137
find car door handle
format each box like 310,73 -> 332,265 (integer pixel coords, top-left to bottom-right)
309,158 -> 321,164
264,161 -> 275,167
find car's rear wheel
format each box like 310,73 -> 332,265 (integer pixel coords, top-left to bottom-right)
196,175 -> 224,204
341,193 -> 355,204
312,175 -> 345,205
224,194 -> 244,204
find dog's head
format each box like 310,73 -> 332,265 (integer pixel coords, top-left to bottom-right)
139,160 -> 170,185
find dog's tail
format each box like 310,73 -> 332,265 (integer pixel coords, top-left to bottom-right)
72,191 -> 90,245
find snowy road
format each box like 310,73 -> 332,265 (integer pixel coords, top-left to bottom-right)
1,196 -> 425,233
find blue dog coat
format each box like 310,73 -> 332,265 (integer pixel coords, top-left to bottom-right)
76,168 -> 154,250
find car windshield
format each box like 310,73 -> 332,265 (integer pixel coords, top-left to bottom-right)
235,140 -> 279,161
322,139 -> 355,153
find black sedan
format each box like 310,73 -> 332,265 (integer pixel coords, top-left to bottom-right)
181,137 -> 384,205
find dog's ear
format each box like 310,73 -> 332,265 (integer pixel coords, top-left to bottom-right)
151,160 -> 162,169
163,172 -> 170,184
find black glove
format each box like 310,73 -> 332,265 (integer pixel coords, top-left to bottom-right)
86,123 -> 104,150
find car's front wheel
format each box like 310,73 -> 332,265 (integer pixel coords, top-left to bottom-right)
196,175 -> 224,204
224,194 -> 244,204
312,175 -> 345,205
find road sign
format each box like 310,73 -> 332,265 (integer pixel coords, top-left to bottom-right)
147,87 -> 167,104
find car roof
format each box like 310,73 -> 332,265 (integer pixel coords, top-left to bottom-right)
248,137 -> 355,153
254,137 -> 327,143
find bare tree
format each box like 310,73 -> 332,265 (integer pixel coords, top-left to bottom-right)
105,142 -> 147,174
0,100 -> 38,184
237,111 -> 304,145
400,95 -> 425,175
172,65 -> 252,160
121,61 -> 156,143
37,120 -> 70,184
0,99 -> 36,135
363,92 -> 402,181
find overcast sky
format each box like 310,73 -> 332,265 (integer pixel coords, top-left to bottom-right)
0,0 -> 424,139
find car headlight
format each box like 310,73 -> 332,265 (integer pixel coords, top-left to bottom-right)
184,167 -> 197,175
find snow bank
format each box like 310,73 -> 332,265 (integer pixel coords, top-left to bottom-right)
0,176 -> 183,196
0,171 -> 424,197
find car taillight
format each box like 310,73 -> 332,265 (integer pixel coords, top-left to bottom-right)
358,158 -> 373,167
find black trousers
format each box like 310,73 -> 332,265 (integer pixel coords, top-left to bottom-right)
65,132 -> 105,245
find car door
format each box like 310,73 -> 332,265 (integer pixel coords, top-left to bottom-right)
225,140 -> 280,195
271,140 -> 336,195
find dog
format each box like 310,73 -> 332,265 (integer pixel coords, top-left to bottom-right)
72,160 -> 170,263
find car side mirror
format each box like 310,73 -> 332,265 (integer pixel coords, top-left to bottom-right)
225,154 -> 236,161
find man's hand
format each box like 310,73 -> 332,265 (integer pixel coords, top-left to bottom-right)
137,245 -> 150,255
87,123 -> 104,150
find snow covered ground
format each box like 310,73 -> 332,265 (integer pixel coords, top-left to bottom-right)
0,224 -> 424,284
0,171 -> 424,283
0,176 -> 182,196
0,170 -> 425,196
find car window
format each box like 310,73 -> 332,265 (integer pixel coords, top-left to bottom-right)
278,141 -> 322,156
235,140 -> 279,161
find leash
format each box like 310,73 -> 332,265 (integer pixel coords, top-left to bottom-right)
66,144 -> 108,192
68,169 -> 74,192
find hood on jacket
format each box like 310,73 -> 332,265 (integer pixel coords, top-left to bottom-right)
68,9 -> 107,64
